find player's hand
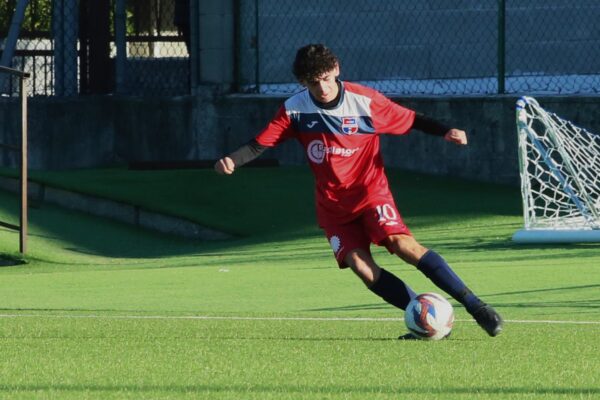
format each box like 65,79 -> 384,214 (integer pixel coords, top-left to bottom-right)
444,129 -> 468,145
214,157 -> 235,175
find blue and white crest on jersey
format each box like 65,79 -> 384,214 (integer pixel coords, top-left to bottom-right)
341,117 -> 359,134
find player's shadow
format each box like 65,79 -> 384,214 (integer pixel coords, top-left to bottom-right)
305,303 -> 393,312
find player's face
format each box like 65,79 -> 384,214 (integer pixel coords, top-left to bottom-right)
303,65 -> 340,103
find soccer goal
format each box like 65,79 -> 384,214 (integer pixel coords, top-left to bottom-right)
512,96 -> 600,243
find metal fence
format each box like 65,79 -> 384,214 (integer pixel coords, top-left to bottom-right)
237,0 -> 600,95
2,1 -> 600,97
1,0 -> 189,97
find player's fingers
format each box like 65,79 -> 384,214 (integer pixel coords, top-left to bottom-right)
214,158 -> 233,175
455,131 -> 467,145
446,129 -> 468,145
214,159 -> 223,174
223,157 -> 235,174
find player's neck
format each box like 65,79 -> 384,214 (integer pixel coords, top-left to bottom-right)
311,80 -> 343,110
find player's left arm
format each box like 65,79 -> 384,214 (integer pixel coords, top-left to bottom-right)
412,113 -> 467,145
370,92 -> 466,145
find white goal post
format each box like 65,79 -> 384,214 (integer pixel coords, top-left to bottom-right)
512,96 -> 600,243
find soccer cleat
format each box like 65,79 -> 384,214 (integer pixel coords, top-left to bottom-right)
471,304 -> 503,337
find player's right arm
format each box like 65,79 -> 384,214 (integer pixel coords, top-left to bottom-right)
214,156 -> 235,175
214,141 -> 268,175
214,105 -> 294,175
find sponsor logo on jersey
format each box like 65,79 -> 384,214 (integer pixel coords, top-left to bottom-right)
341,117 -> 359,135
307,120 -> 318,128
307,140 -> 359,164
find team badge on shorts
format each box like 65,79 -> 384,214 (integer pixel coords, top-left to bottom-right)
341,117 -> 359,135
329,235 -> 342,255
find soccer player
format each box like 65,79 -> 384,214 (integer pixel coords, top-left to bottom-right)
214,44 -> 503,338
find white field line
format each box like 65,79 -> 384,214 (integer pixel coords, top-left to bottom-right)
0,313 -> 599,325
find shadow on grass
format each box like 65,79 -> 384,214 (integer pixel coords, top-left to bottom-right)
443,239 -> 600,254
0,167 -> 574,263
486,284 -> 600,298
0,180 -> 320,260
306,303 -> 392,312
0,383 -> 598,397
0,254 -> 27,267
305,284 -> 600,315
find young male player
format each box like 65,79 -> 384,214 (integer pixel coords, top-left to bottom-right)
215,44 -> 503,338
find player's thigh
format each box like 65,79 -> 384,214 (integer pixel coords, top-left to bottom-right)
361,201 -> 427,264
361,200 -> 412,244
385,234 -> 428,265
343,248 -> 382,286
323,220 -> 371,269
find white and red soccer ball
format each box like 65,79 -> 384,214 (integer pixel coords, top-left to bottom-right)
404,292 -> 454,340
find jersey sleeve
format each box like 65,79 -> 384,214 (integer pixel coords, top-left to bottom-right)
255,105 -> 295,147
370,91 -> 416,135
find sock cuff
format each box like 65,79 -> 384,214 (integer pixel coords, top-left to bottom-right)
416,249 -> 441,271
369,268 -> 416,310
369,268 -> 393,290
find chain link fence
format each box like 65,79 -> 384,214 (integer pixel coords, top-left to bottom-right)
1,0 -> 189,97
2,1 -> 600,97
0,0 -> 52,96
237,0 -> 600,96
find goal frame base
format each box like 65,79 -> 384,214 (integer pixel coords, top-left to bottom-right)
512,229 -> 600,243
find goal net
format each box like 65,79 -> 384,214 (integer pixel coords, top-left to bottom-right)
512,96 -> 600,243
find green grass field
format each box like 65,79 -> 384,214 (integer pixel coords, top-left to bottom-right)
0,167 -> 599,399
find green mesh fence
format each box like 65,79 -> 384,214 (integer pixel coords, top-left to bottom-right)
1,0 -> 189,97
2,1 -> 600,97
237,0 -> 600,95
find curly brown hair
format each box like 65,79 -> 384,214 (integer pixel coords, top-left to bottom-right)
292,44 -> 339,83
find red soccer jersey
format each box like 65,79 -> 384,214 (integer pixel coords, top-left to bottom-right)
255,81 -> 416,227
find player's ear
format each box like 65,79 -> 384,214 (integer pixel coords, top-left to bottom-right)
333,63 -> 340,78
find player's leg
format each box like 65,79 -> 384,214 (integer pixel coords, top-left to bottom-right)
385,234 -> 503,336
386,234 -> 481,308
323,221 -> 416,310
362,201 -> 503,337
343,248 -> 416,310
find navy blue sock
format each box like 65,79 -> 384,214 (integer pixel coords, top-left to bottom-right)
416,250 -> 483,313
369,268 -> 416,310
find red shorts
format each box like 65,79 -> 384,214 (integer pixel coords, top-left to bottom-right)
322,201 -> 411,268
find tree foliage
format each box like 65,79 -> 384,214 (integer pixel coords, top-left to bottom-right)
0,0 -> 52,35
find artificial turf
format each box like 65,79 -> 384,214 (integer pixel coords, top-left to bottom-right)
0,167 -> 599,399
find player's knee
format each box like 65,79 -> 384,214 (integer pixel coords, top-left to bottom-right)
345,249 -> 380,286
387,235 -> 428,265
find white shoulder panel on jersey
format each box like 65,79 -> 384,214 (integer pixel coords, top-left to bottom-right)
284,84 -> 373,118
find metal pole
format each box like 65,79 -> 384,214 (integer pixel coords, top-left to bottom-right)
497,0 -> 506,94
19,75 -> 28,254
232,0 -> 241,92
0,0 -> 30,67
189,0 -> 199,93
53,0 -> 65,95
254,0 -> 260,93
64,0 -> 79,95
0,66 -> 29,253
115,0 -> 127,94
0,0 -> 31,92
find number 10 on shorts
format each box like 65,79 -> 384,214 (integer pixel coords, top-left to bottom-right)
376,203 -> 399,225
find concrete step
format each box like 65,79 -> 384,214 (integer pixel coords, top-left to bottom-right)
0,176 -> 232,241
